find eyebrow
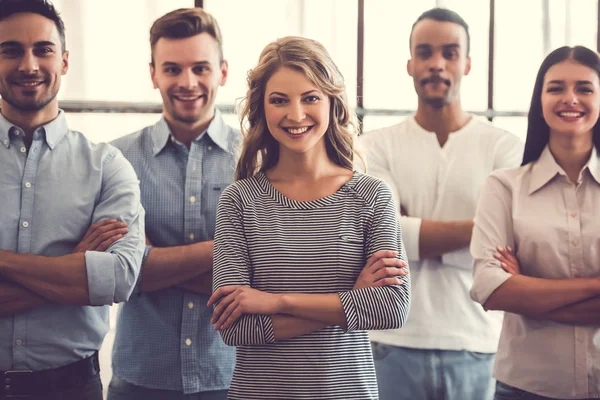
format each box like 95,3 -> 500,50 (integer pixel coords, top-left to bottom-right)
546,80 -> 594,85
415,43 -> 460,50
0,40 -> 56,48
161,61 -> 210,67
268,90 -> 320,97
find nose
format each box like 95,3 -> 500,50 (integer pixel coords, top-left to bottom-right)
428,53 -> 445,73
287,101 -> 306,122
562,89 -> 578,106
177,69 -> 197,90
18,51 -> 39,73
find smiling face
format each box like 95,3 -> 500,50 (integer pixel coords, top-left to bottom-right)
407,18 -> 470,108
151,32 -> 227,128
264,67 -> 331,157
542,59 -> 600,141
0,12 -> 68,117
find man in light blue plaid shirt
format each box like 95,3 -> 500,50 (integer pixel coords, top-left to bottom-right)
107,8 -> 239,400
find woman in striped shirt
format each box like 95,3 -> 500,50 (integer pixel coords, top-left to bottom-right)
208,36 -> 411,400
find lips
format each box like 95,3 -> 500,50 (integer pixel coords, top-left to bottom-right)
422,76 -> 450,86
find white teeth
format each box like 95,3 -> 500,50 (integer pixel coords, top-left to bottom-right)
559,112 -> 583,118
176,96 -> 201,101
17,81 -> 42,87
286,127 -> 309,134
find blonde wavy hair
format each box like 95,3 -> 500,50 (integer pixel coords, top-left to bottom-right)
236,36 -> 362,181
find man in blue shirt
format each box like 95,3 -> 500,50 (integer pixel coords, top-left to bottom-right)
0,1 -> 145,399
108,8 -> 238,400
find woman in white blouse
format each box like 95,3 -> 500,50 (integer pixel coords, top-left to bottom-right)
471,45 -> 600,400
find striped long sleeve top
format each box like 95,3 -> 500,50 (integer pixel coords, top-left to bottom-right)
213,171 -> 411,400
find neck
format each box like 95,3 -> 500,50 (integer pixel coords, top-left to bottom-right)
548,133 -> 594,183
414,100 -> 470,146
1,100 -> 59,140
269,141 -> 339,182
164,110 -> 214,148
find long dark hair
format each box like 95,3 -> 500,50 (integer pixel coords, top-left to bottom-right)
522,46 -> 600,165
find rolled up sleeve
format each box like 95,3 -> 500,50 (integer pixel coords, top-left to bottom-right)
470,172 -> 514,306
85,148 -> 145,306
399,215 -> 421,261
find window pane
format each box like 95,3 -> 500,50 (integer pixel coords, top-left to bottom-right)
494,0 -> 597,112
363,1 -> 435,110
205,0 -> 358,107
360,115 -> 407,133
64,113 -> 163,143
548,0 -> 597,50
491,117 -> 528,142
54,0 -> 193,103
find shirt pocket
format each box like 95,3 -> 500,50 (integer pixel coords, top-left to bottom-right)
202,183 -> 229,239
337,232 -> 365,289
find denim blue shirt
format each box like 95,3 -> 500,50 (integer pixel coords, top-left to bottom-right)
0,110 -> 145,371
111,110 -> 238,394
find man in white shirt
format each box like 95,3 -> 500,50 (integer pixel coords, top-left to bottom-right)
360,8 -> 523,400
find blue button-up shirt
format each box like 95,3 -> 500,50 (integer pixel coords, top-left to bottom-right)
111,110 -> 238,394
0,110 -> 145,371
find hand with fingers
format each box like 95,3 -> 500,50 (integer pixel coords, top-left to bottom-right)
207,286 -> 282,331
353,250 -> 408,290
494,246 -> 520,275
72,219 -> 128,253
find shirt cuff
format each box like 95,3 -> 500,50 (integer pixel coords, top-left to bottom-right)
470,261 -> 513,306
338,291 -> 359,332
400,216 -> 421,261
132,245 -> 152,295
85,251 -> 116,306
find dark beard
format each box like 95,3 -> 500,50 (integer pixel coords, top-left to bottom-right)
422,96 -> 447,109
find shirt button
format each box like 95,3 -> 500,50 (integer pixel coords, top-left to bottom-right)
24,182 -> 31,188
188,302 -> 194,309
189,196 -> 196,204
20,147 -> 26,153
15,339 -> 22,346
572,240 -> 579,247
189,233 -> 195,241
207,145 -> 213,151
185,338 -> 192,346
3,140 -> 7,146
22,221 -> 29,228
570,212 -> 578,218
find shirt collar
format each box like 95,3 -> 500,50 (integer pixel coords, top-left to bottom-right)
0,110 -> 68,150
150,108 -> 232,156
528,145 -> 600,194
586,145 -> 600,184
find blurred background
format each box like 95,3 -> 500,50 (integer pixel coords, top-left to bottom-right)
41,0 -> 598,396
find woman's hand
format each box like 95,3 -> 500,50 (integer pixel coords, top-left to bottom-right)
494,246 -> 521,275
354,250 -> 408,290
208,286 -> 282,330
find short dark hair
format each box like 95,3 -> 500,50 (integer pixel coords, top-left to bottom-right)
0,0 -> 66,52
410,8 -> 470,56
522,45 -> 600,165
150,8 -> 223,65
